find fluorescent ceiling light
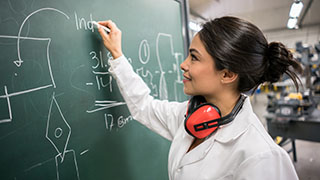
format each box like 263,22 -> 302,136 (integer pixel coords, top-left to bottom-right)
189,21 -> 201,32
287,18 -> 298,29
289,1 -> 304,18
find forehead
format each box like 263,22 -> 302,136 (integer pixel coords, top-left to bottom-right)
190,34 -> 207,54
189,34 -> 218,70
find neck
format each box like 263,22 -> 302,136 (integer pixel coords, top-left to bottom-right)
204,91 -> 241,117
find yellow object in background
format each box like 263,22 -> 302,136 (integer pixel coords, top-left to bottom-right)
312,64 -> 317,69
273,85 -> 278,91
288,92 -> 303,100
275,136 -> 283,144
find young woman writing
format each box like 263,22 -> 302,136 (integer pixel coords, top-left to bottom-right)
96,16 -> 302,180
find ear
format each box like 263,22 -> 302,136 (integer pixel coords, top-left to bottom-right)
219,69 -> 238,84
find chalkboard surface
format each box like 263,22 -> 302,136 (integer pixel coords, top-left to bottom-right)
0,0 -> 189,179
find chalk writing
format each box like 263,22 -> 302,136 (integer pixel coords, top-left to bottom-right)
15,8 -> 70,68
87,50 -> 113,91
136,67 -> 159,97
135,34 -> 185,101
118,115 -> 133,128
104,113 -> 133,131
104,113 -> 114,131
0,7 -> 71,125
0,84 -> 53,123
0,7 -> 81,179
0,5 -> 186,179
46,92 -> 71,162
139,39 -> 150,64
0,86 -> 12,124
74,12 -> 94,32
87,100 -> 126,114
90,50 -> 106,68
80,149 -> 89,156
55,149 -> 80,180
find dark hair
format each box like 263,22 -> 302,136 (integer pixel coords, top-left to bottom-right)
198,16 -> 303,93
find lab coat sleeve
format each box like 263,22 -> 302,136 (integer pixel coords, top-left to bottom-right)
108,55 -> 188,141
234,149 -> 299,180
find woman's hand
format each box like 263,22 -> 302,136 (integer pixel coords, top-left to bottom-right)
97,20 -> 123,59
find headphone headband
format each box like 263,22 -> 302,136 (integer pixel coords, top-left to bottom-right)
193,94 -> 246,131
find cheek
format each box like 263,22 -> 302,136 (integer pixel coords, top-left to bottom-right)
198,76 -> 218,88
193,70 -> 220,92
195,65 -> 217,81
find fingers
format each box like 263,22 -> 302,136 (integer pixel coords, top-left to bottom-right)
98,20 -> 119,32
97,25 -> 109,40
96,20 -> 123,59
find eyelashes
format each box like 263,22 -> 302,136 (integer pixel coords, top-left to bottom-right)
191,54 -> 198,61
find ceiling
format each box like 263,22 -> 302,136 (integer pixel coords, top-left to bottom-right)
188,0 -> 320,32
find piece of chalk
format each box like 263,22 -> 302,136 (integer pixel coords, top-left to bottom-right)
91,21 -> 111,33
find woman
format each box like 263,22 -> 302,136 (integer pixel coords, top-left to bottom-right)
97,17 -> 301,180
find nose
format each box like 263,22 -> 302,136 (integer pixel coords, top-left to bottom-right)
180,57 -> 188,72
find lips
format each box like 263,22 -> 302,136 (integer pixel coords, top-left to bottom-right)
183,74 -> 191,80
183,74 -> 191,83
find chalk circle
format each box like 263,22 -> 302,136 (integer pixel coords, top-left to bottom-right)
139,40 -> 150,64
55,127 -> 63,138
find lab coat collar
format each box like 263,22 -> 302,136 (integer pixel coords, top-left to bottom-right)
213,95 -> 252,143
179,135 -> 215,168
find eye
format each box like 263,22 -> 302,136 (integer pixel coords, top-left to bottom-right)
190,54 -> 198,61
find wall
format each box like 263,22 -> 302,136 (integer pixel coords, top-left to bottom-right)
264,24 -> 320,49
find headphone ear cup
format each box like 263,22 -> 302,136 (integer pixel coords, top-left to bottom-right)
185,103 -> 221,139
210,104 -> 221,117
185,94 -> 246,139
186,96 -> 206,116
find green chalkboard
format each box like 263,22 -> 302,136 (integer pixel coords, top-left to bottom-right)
0,0 -> 189,179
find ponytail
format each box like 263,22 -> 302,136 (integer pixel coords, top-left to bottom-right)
260,42 -> 303,91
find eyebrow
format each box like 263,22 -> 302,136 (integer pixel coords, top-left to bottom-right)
189,48 -> 201,56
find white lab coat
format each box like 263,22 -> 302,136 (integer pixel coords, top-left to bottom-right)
108,55 -> 299,180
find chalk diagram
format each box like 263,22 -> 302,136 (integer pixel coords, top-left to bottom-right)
46,93 -> 80,180
137,33 -> 185,101
0,7 -> 66,124
0,8 -> 80,180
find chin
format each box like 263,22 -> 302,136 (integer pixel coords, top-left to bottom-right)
183,88 -> 190,95
183,88 -> 195,96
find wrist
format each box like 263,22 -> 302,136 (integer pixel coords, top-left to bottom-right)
111,50 -> 123,60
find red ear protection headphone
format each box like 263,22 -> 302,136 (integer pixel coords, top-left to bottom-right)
184,95 -> 246,139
